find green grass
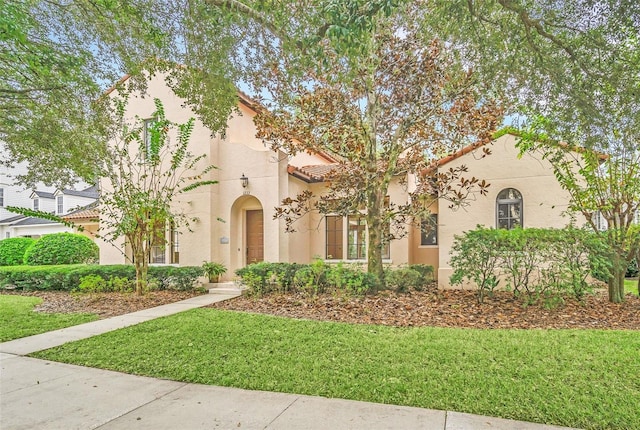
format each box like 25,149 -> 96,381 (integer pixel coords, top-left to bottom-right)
0,295 -> 97,342
33,309 -> 639,430
624,278 -> 638,294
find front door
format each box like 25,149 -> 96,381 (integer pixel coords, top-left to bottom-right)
246,210 -> 264,264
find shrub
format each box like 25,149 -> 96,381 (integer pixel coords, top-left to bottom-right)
147,266 -> 204,290
236,262 -> 304,296
0,237 -> 36,266
449,226 -> 605,305
408,264 -> 434,289
23,233 -> 98,265
0,264 -> 202,291
450,226 -> 502,303
235,261 -> 377,297
385,267 -> 423,293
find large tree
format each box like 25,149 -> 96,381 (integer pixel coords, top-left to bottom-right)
245,4 -> 503,283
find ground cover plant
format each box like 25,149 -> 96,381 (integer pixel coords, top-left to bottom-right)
0,295 -> 97,342
33,308 -> 639,430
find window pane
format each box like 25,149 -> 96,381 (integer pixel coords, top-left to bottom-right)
326,216 -> 343,259
420,215 -> 438,246
347,215 -> 366,260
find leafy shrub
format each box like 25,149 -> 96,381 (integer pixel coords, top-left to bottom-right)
0,237 -> 36,266
385,267 -> 423,293
148,266 -> 203,290
23,233 -> 98,265
76,275 -> 136,293
449,226 -> 606,305
408,264 -> 434,289
236,262 -> 305,296
450,226 -> 502,303
236,261 -> 378,297
0,264 -> 202,291
293,259 -> 330,296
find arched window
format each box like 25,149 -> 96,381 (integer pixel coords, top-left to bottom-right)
496,188 -> 523,229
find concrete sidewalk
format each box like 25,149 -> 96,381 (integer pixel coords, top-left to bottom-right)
0,289 -> 579,430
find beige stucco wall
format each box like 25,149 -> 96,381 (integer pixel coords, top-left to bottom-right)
98,73 -> 336,280
437,133 -> 582,287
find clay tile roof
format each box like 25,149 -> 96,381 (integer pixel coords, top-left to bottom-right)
62,208 -> 99,221
287,164 -> 340,183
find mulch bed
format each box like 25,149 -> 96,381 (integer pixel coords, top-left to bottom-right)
210,289 -> 640,330
4,287 -> 639,330
1,290 -> 205,319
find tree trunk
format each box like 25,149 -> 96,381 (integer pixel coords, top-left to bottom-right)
608,255 -> 626,303
129,234 -> 148,296
366,189 -> 385,290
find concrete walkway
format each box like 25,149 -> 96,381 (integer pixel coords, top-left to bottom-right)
1,287 -> 579,430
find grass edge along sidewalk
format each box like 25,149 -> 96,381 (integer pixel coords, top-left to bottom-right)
0,295 -> 97,342
33,308 -> 639,430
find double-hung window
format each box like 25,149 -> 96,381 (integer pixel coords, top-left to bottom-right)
56,196 -> 64,214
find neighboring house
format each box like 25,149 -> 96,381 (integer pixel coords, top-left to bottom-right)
0,149 -> 99,239
100,74 -> 587,284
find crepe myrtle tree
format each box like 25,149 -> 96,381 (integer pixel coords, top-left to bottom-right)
252,5 -> 503,285
99,97 -> 218,295
518,126 -> 640,303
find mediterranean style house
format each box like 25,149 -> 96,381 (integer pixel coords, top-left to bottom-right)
99,73 -> 607,285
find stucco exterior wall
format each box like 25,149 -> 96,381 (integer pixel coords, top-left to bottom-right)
437,134 -> 581,287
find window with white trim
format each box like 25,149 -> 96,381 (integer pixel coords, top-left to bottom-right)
56,195 -> 63,214
33,198 -> 39,211
0,188 -> 4,207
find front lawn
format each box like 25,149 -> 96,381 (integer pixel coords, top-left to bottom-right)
33,308 -> 639,430
624,278 -> 638,294
0,295 -> 97,342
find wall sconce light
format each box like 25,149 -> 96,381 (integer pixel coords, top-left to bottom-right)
240,173 -> 248,188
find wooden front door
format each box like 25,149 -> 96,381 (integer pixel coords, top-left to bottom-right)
246,210 -> 264,264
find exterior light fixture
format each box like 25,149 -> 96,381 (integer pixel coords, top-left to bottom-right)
240,173 -> 248,188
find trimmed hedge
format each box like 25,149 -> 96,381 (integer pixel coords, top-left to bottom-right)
0,264 -> 204,291
235,260 -> 429,297
0,237 -> 36,266
24,233 -> 99,265
449,226 -> 609,304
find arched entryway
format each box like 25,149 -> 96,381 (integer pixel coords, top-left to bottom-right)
230,195 -> 264,272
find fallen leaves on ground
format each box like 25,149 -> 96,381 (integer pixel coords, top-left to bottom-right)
210,289 -> 640,330
1,290 -> 204,319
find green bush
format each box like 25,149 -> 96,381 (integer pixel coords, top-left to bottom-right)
236,261 -> 378,297
0,237 -> 36,266
148,266 -> 204,291
449,226 -> 606,305
0,264 -> 202,291
236,262 -> 305,296
76,275 -> 136,293
23,233 -> 98,265
385,267 -> 423,293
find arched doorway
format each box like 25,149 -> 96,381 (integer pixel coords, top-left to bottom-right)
230,196 -> 264,271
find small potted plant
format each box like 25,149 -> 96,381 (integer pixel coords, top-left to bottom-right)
202,261 -> 227,283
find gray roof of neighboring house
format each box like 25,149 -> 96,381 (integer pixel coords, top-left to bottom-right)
31,190 -> 56,199
11,217 -> 61,226
0,214 -> 27,224
61,185 -> 99,199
